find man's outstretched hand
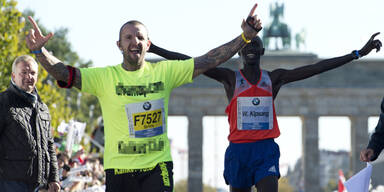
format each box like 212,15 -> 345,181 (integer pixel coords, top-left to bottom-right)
359,32 -> 382,57
360,148 -> 375,162
241,4 -> 262,40
26,16 -> 54,52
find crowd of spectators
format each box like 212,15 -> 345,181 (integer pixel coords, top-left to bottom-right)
55,149 -> 105,192
43,120 -> 106,192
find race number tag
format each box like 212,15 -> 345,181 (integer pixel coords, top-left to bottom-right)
237,96 -> 273,130
125,99 -> 165,138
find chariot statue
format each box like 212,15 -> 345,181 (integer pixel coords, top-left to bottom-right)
262,2 -> 291,50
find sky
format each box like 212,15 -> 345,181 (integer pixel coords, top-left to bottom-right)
14,0 -> 384,190
16,0 -> 384,68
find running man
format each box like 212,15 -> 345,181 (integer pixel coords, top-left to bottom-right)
149,33 -> 382,192
25,4 -> 262,192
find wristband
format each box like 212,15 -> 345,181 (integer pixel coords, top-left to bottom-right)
241,33 -> 251,44
30,49 -> 42,54
351,50 -> 361,60
57,65 -> 76,88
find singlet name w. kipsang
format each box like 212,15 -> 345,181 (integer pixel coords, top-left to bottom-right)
242,111 -> 269,117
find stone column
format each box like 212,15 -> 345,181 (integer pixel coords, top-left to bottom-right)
350,115 -> 369,174
301,115 -> 320,192
187,110 -> 203,192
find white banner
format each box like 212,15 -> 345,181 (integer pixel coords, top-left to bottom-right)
344,163 -> 372,192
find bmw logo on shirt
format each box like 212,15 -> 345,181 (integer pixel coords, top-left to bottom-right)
252,98 -> 260,106
143,101 -> 152,110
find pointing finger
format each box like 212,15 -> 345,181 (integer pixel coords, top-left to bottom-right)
28,16 -> 42,34
370,32 -> 380,41
248,3 -> 258,17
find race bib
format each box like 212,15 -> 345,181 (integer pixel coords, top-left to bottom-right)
237,97 -> 273,130
125,99 -> 165,138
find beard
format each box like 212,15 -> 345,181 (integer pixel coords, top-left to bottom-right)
123,50 -> 145,65
125,52 -> 140,65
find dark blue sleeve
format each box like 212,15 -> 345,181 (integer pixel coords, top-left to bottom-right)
367,97 -> 384,161
149,43 -> 191,60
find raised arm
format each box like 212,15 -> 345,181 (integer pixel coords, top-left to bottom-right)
26,16 -> 82,90
270,33 -> 382,87
149,43 -> 235,85
192,4 -> 262,78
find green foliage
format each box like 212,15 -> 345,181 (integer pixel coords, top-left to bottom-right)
0,1 -> 100,132
0,1 -> 63,128
251,177 -> 294,192
278,177 -> 294,192
0,0 -> 27,91
22,9 -> 101,131
324,179 -> 338,192
35,72 -> 69,128
0,0 -> 69,128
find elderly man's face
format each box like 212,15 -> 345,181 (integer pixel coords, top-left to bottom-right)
12,60 -> 38,93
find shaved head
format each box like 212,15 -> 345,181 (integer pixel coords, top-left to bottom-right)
119,20 -> 149,42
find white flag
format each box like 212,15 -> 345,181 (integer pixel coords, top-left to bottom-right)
344,163 -> 372,192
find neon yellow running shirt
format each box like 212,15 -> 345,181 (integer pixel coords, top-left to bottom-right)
80,59 -> 194,169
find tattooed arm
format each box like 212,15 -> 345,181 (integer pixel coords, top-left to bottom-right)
26,16 -> 82,90
193,36 -> 245,78
34,48 -> 82,90
153,35 -> 254,79
192,4 -> 262,78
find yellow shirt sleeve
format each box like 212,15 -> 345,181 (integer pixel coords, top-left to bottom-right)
163,58 -> 194,90
80,67 -> 106,96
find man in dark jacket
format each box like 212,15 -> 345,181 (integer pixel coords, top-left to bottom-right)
361,98 -> 384,162
0,55 -> 60,192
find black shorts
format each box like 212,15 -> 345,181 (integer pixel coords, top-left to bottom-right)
106,161 -> 173,192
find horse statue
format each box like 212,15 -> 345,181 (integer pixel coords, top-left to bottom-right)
262,2 -> 291,50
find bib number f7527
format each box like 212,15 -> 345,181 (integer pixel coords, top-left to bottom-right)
126,99 -> 165,138
133,109 -> 162,130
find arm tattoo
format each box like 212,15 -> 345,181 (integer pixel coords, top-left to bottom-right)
35,48 -> 82,89
73,68 -> 82,90
193,36 -> 246,78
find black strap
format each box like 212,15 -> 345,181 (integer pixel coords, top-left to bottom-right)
246,16 -> 262,32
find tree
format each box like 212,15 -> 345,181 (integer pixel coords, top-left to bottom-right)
324,179 -> 338,192
0,0 -> 102,131
0,0 -> 27,91
0,0 -> 70,128
22,9 -> 102,131
278,177 -> 294,192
